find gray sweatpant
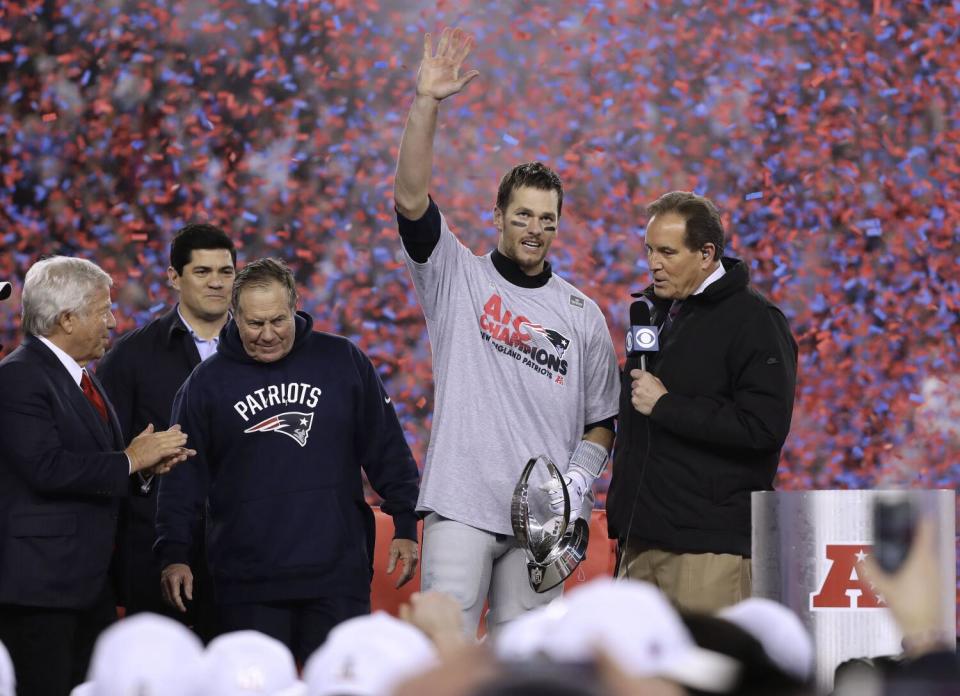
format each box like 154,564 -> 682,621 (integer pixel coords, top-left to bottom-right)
421,512 -> 563,638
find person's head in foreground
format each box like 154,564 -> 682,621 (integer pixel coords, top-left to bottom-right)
303,611 -> 440,696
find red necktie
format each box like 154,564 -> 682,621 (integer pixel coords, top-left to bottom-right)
81,370 -> 108,422
660,300 -> 683,337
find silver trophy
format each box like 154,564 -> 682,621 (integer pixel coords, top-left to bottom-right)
511,454 -> 590,592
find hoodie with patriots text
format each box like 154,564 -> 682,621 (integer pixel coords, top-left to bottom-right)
155,312 -> 419,604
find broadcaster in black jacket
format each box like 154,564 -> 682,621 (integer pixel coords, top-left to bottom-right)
606,191 -> 798,613
156,257 -> 420,662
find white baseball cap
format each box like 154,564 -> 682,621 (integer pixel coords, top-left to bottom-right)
719,598 -> 814,682
0,639 -> 14,696
303,612 -> 439,696
494,600 -> 568,662
72,613 -> 205,696
495,578 -> 741,693
203,631 -> 306,696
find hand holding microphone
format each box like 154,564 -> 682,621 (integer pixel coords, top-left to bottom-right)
630,369 -> 667,415
626,298 -> 667,414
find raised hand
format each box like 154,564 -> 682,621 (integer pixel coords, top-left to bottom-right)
399,591 -> 468,655
859,517 -> 951,657
416,27 -> 480,101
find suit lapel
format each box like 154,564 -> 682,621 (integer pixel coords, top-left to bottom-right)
25,336 -> 116,451
175,317 -> 203,369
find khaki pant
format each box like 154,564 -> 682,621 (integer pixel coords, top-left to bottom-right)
617,544 -> 752,613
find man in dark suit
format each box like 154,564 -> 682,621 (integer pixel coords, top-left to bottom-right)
0,256 -> 195,696
97,223 -> 235,640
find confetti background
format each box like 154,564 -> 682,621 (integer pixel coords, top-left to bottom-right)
0,0 -> 958,592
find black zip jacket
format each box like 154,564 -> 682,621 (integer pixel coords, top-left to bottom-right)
606,258 -> 798,556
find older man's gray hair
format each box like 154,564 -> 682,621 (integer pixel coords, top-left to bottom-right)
21,256 -> 113,337
231,257 -> 298,314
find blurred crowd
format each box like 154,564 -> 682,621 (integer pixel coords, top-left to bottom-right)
0,2 -> 959,693
3,546 -> 958,696
1,0 -> 958,489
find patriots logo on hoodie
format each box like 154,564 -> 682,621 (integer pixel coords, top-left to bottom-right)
243,411 -> 314,447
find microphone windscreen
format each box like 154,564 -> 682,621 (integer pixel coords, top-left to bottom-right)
629,299 -> 651,326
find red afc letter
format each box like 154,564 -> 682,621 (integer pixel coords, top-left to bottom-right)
810,544 -> 883,609
483,293 -> 503,323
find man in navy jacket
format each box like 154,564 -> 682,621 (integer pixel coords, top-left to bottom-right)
0,256 -> 193,696
97,223 -> 236,640
156,257 -> 420,662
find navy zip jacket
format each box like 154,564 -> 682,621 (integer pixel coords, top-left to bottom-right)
155,311 -> 419,604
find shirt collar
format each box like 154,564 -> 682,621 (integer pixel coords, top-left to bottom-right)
37,335 -> 84,386
490,249 -> 552,288
693,262 -> 726,296
176,306 -> 227,343
177,306 -> 223,362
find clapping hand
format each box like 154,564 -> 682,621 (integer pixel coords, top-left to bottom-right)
125,423 -> 196,475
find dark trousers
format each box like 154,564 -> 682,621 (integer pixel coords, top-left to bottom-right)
117,505 -> 217,643
218,595 -> 370,664
0,586 -> 116,696
122,538 -> 218,643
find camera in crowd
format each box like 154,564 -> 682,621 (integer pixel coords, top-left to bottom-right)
873,491 -> 917,574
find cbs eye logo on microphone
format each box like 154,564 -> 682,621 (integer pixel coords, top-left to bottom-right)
626,326 -> 659,354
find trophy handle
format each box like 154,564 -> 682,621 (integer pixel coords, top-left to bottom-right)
510,457 -> 537,549
510,454 -> 571,554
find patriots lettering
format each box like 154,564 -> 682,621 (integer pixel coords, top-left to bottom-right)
479,292 -> 570,382
233,382 -> 322,422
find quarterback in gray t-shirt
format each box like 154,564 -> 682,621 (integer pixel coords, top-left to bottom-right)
394,26 -> 619,635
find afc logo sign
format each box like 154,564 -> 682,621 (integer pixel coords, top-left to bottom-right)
809,544 -> 885,610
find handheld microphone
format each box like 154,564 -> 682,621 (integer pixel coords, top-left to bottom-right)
626,298 -> 659,370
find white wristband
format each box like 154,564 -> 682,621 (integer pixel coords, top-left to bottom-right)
568,439 -> 609,480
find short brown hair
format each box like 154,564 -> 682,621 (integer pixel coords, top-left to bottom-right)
646,191 -> 725,260
496,162 -> 564,217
